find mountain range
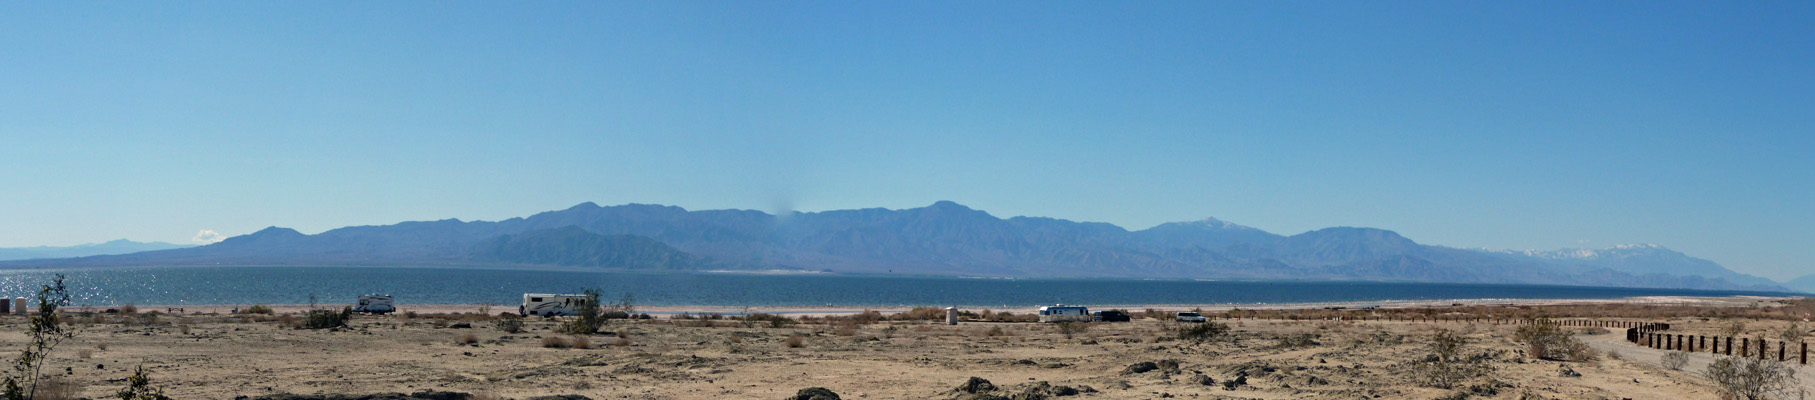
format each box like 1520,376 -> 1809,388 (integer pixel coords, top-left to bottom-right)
0,239 -> 193,261
0,201 -> 1790,292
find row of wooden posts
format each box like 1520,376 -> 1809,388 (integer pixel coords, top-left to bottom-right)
1232,314 -> 1810,366
1632,323 -> 1808,365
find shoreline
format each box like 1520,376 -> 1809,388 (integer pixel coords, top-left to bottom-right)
101,294 -> 1798,317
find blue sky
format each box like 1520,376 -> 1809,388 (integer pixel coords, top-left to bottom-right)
2,2 -> 1811,280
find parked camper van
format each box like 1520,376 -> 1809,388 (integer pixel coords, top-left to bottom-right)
1037,305 -> 1091,323
1175,311 -> 1207,323
352,294 -> 395,314
521,293 -> 591,317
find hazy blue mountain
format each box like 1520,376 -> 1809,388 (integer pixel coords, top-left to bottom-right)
0,239 -> 193,261
470,226 -> 699,269
1482,244 -> 1782,289
0,201 -> 1787,292
1784,275 -> 1815,294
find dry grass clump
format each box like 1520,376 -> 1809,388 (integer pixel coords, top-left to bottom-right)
178,324 -> 192,334
119,304 -> 139,314
784,335 -> 805,348
1515,321 -> 1596,362
76,349 -> 93,359
1661,351 -> 1688,370
975,310 -> 1038,322
571,336 -> 591,349
541,336 -> 571,348
34,376 -> 82,400
612,337 -> 631,347
453,333 -> 479,345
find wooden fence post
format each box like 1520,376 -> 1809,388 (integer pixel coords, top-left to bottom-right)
1728,337 -> 1734,356
1744,338 -> 1750,357
1779,342 -> 1786,361
1801,342 -> 1806,365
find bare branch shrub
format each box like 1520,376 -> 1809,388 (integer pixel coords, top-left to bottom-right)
1705,356 -> 1800,400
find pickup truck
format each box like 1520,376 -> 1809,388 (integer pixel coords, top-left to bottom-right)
1175,311 -> 1206,323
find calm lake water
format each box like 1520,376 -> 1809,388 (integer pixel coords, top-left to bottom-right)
0,266 -> 1793,308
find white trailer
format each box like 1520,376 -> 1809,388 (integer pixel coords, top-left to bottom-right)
521,293 -> 591,317
1037,305 -> 1091,323
352,294 -> 395,314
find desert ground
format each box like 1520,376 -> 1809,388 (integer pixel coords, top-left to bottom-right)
2,297 -> 1811,400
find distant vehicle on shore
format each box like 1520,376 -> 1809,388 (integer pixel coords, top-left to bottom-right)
521,293 -> 591,317
352,294 -> 395,314
1176,311 -> 1206,323
1092,310 -> 1131,322
1038,305 -> 1092,323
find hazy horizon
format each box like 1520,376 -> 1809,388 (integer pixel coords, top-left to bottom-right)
4,2 -> 1811,280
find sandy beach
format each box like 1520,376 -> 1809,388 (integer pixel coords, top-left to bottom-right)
0,295 -> 1794,399
113,295 -> 1799,318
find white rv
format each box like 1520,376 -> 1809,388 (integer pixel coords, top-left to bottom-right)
352,294 -> 395,314
521,293 -> 592,317
1037,305 -> 1091,323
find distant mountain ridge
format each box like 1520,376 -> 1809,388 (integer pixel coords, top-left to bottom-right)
0,201 -> 1787,292
0,240 -> 193,261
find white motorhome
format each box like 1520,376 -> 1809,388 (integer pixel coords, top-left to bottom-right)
352,294 -> 395,314
521,293 -> 591,317
1037,305 -> 1091,323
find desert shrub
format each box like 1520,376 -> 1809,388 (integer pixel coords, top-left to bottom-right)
119,304 -> 138,314
984,326 -> 1009,337
244,304 -> 273,315
560,289 -> 605,335
1661,351 -> 1688,370
1779,322 -> 1804,344
612,337 -> 631,347
495,317 -> 524,333
1705,356 -> 1800,400
77,349 -> 93,359
1056,322 -> 1088,339
834,323 -> 858,337
891,307 -> 945,321
1414,329 -> 1490,389
303,307 -> 353,329
453,333 -> 478,345
745,313 -> 796,328
4,274 -> 78,400
1514,320 -> 1595,361
784,335 -> 805,348
1606,350 -> 1622,360
35,376 -> 81,400
1177,322 -> 1231,342
570,336 -> 591,349
1724,321 -> 1748,337
1274,333 -> 1321,349
178,324 -> 191,335
541,336 -> 572,348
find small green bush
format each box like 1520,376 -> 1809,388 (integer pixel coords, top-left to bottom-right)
303,307 -> 353,329
496,318 -> 524,333
1178,322 -> 1230,342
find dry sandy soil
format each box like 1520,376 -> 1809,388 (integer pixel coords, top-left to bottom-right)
0,302 -> 1786,400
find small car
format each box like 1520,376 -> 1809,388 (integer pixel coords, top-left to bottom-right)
1092,310 -> 1131,322
1175,311 -> 1207,323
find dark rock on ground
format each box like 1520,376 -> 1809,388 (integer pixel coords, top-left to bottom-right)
234,391 -> 474,400
1122,362 -> 1159,374
787,387 -> 840,400
955,377 -> 997,393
